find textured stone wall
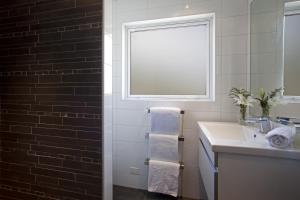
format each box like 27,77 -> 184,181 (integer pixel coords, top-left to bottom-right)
0,0 -> 103,199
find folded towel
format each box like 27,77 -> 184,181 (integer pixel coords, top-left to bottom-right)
150,107 -> 181,134
148,160 -> 180,197
266,126 -> 296,149
149,134 -> 179,162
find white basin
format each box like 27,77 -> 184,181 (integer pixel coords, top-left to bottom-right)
199,122 -> 266,144
198,121 -> 300,160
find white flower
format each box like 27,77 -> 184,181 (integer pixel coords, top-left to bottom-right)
233,94 -> 254,106
246,96 -> 256,107
268,89 -> 284,107
230,87 -> 254,108
269,96 -> 285,107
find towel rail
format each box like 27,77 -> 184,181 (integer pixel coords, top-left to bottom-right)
147,108 -> 184,114
144,158 -> 184,169
146,106 -> 184,198
145,133 -> 184,141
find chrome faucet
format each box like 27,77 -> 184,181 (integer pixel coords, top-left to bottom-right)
276,116 -> 295,126
245,117 -> 272,134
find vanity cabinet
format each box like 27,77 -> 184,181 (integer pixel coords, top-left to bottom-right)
198,139 -> 217,200
198,122 -> 300,200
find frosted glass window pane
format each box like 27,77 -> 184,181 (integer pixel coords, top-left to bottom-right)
130,24 -> 209,96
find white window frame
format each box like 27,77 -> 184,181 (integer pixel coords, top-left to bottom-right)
122,13 -> 215,101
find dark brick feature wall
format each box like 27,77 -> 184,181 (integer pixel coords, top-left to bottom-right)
0,0 -> 103,199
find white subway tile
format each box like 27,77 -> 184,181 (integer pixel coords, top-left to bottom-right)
114,124 -> 148,142
221,74 -> 248,94
114,141 -> 148,189
250,0 -> 280,14
148,0 -> 184,9
115,109 -> 148,126
221,0 -> 248,17
251,12 -> 278,34
182,164 -> 206,199
220,112 -> 239,122
222,54 -> 247,74
114,0 -> 148,14
250,32 -> 279,54
222,35 -> 248,55
222,15 -> 248,36
183,111 -> 221,129
250,53 -> 282,74
183,129 -> 199,166
221,95 -> 239,112
114,93 -> 149,110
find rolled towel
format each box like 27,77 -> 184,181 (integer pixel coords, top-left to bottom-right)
265,126 -> 296,149
148,160 -> 180,197
149,134 -> 179,162
150,107 -> 181,134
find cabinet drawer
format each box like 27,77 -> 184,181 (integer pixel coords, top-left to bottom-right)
199,139 -> 217,200
198,127 -> 216,166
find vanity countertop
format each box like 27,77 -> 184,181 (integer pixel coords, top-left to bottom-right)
198,121 -> 300,160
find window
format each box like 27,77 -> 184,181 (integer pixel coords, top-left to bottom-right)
122,14 -> 215,101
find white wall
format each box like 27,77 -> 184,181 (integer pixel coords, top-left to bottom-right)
104,0 -> 113,199
112,0 -> 249,199
250,0 -> 283,97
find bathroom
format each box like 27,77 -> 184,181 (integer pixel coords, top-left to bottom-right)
0,0 -> 300,200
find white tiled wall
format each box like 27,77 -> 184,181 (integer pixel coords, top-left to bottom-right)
112,0 -> 249,199
250,0 -> 283,93
104,1 -> 113,199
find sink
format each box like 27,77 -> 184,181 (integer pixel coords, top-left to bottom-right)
199,122 -> 267,145
200,123 -> 247,140
198,121 -> 300,160
198,121 -> 300,200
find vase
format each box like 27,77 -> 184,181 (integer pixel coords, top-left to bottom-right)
239,105 -> 247,125
261,105 -> 270,118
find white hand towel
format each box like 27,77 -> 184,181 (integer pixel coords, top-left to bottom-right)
266,126 -> 296,149
148,160 -> 180,197
150,107 -> 181,134
149,134 -> 179,162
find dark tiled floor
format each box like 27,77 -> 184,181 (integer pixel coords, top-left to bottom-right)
113,185 -> 194,200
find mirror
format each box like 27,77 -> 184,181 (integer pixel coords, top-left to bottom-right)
250,0 -> 300,101
122,14 -> 215,101
283,1 -> 300,96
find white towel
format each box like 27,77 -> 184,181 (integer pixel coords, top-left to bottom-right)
266,126 -> 296,149
148,160 -> 180,197
150,107 -> 181,134
149,134 -> 179,162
